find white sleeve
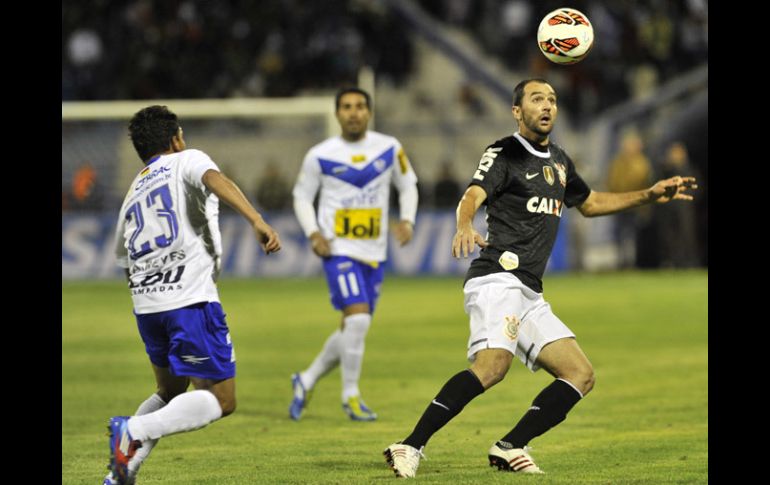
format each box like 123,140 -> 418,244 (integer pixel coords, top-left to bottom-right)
392,143 -> 419,224
183,149 -> 219,189
292,150 -> 322,237
398,184 -> 418,224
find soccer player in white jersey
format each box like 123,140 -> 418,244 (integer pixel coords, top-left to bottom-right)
104,105 -> 281,485
289,87 -> 418,421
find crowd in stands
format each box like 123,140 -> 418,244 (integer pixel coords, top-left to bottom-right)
63,0 -> 413,101
64,0 -> 706,121
417,0 -> 708,122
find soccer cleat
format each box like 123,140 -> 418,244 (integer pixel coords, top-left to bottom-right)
383,442 -> 425,478
342,395 -> 378,421
103,471 -> 136,485
488,443 -> 544,474
107,416 -> 142,484
289,373 -> 313,420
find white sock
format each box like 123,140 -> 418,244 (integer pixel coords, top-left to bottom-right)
340,313 -> 371,401
300,329 -> 342,389
127,390 -> 222,441
127,393 -> 166,475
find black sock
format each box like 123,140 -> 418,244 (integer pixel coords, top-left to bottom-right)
497,379 -> 582,449
402,369 -> 485,449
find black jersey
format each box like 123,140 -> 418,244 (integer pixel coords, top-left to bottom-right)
464,133 -> 591,293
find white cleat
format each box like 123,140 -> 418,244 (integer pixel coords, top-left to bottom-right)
383,442 -> 425,478
488,444 -> 544,474
103,471 -> 136,485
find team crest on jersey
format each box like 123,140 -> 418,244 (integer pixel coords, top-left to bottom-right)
351,154 -> 366,163
504,315 -> 520,341
543,166 -> 555,186
373,158 -> 387,172
554,163 -> 567,187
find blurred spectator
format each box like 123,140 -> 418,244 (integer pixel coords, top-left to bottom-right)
68,162 -> 103,211
606,130 -> 652,268
433,161 -> 462,208
254,162 -> 291,212
498,0 -> 534,71
458,82 -> 486,117
655,142 -> 699,268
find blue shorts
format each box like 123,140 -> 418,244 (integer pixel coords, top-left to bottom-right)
135,301 -> 236,380
322,256 -> 385,313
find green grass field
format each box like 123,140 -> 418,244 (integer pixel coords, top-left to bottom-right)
62,271 -> 707,484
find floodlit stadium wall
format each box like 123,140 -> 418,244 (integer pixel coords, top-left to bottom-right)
62,97 -> 569,279
62,211 -> 570,279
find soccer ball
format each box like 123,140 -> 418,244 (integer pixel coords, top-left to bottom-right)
537,8 -> 594,65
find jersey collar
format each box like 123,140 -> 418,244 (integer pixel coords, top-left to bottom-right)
513,133 -> 551,159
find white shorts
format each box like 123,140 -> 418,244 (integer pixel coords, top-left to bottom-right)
464,272 -> 575,372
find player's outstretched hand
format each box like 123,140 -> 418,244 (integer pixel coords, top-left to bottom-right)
452,225 -> 489,258
254,222 -> 281,254
393,220 -> 414,247
650,176 -> 698,204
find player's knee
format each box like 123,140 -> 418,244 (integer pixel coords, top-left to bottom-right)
573,367 -> 595,396
472,356 -> 511,389
582,370 -> 596,395
485,367 -> 509,388
558,365 -> 594,396
219,396 -> 237,417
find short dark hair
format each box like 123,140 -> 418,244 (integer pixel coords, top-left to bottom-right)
128,105 -> 180,162
512,78 -> 550,106
335,87 -> 372,111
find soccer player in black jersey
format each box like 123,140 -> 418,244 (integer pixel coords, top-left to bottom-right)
384,79 -> 697,477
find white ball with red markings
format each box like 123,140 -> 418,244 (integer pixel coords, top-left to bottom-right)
537,7 -> 594,65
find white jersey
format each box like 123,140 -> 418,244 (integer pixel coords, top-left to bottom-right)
293,131 -> 418,262
114,149 -> 222,314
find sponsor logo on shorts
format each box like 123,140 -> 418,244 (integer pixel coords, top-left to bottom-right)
337,261 -> 353,271
504,315 -> 520,341
181,355 -> 211,365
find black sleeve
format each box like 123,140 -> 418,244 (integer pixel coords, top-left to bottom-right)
467,144 -> 509,204
563,154 -> 592,208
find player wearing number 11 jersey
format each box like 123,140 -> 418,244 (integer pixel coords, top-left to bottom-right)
104,105 -> 280,485
289,87 -> 418,422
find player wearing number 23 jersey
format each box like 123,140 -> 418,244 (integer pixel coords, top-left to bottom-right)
114,148 -> 223,314
105,105 -> 280,485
